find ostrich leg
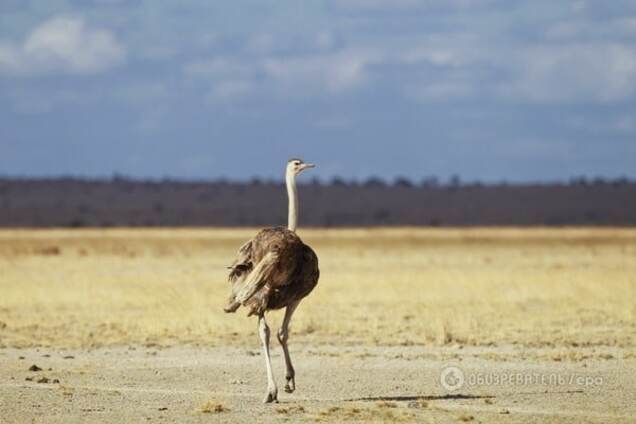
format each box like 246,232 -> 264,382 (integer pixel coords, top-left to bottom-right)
258,314 -> 278,403
277,300 -> 300,393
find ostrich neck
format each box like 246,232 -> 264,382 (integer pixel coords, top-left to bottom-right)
286,172 -> 298,232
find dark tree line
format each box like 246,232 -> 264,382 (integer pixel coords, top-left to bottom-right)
0,176 -> 634,227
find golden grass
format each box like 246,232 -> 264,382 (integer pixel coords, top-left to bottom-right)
0,228 -> 634,350
315,403 -> 416,422
275,405 -> 306,414
196,400 -> 228,414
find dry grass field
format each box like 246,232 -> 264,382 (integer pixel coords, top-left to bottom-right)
1,227 -> 635,350
1,228 -> 635,423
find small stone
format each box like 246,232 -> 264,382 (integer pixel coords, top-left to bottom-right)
37,377 -> 50,384
28,365 -> 42,372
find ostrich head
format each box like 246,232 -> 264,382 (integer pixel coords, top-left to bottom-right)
287,158 -> 315,177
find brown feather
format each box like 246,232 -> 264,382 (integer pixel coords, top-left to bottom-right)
225,226 -> 319,315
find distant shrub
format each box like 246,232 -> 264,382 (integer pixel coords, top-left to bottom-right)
37,246 -> 61,255
364,177 -> 386,187
69,218 -> 85,228
394,177 -> 413,188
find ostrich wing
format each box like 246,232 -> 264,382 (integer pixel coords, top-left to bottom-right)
228,240 -> 253,282
233,250 -> 280,305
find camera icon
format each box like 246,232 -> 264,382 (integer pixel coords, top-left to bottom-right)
440,366 -> 465,391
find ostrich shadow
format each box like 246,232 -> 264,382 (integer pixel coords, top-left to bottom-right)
345,389 -> 584,403
345,394 -> 493,402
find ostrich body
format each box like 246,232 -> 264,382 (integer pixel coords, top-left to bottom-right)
224,159 -> 319,403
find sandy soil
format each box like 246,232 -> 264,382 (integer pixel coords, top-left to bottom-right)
1,345 -> 634,423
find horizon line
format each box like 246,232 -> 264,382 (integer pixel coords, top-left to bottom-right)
1,173 -> 634,187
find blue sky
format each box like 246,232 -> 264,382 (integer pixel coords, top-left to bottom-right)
1,0 -> 635,182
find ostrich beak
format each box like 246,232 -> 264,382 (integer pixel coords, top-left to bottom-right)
301,163 -> 316,171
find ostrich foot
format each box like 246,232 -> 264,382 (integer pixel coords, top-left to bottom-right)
263,388 -> 278,403
284,377 -> 295,393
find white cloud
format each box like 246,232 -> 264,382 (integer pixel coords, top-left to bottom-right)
405,80 -> 475,102
402,47 -> 466,66
183,57 -> 253,79
244,31 -> 340,56
263,49 -> 378,94
115,82 -> 171,107
314,31 -> 338,51
545,17 -> 636,40
544,21 -> 588,40
246,33 -> 276,55
330,0 -> 499,12
614,114 -> 636,131
502,43 -> 636,103
312,115 -> 353,130
400,31 -> 636,104
400,33 -> 482,67
110,82 -> 173,133
566,113 -> 636,134
6,87 -> 86,115
617,17 -> 636,35
183,47 -> 380,101
0,16 -> 125,76
183,58 -> 257,101
210,79 -> 254,101
394,33 -> 489,102
179,17 -> 636,106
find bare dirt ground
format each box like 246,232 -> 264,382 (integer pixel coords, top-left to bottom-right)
1,345 -> 634,423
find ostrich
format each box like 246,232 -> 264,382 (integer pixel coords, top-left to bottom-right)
224,158 -> 320,403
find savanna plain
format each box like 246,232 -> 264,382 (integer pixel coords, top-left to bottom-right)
0,228 -> 635,423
